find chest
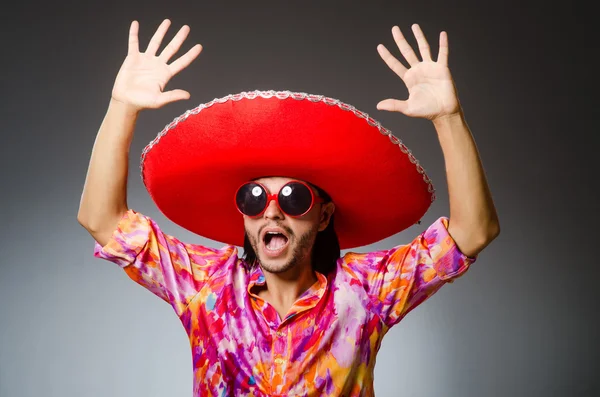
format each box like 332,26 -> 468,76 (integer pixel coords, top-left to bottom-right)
197,281 -> 377,349
182,271 -> 385,395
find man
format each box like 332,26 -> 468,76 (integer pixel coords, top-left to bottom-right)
78,19 -> 499,397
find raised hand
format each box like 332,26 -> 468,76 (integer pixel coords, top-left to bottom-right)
376,24 -> 460,121
111,19 -> 203,112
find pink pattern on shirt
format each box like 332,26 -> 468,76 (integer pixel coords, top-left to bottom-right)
93,209 -> 476,396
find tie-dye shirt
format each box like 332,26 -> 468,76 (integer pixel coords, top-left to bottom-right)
93,209 -> 476,396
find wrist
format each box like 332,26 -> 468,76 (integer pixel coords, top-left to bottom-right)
432,109 -> 465,129
109,97 -> 141,119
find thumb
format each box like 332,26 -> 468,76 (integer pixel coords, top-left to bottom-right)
156,89 -> 191,107
376,99 -> 407,113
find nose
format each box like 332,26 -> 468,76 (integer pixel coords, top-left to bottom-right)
263,198 -> 284,219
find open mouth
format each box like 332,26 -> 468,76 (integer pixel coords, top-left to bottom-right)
263,232 -> 289,252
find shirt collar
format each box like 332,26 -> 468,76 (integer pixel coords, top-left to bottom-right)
247,263 -> 328,300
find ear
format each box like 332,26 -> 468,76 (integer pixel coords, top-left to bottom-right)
318,202 -> 335,232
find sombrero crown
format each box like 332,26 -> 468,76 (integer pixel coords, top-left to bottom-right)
140,90 -> 435,249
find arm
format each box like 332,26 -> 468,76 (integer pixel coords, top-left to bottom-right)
77,19 -> 202,246
432,112 -> 499,257
77,99 -> 137,246
376,24 -> 500,258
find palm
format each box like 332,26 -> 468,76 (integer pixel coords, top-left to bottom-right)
113,53 -> 174,109
401,62 -> 458,119
111,19 -> 202,111
377,25 -> 460,120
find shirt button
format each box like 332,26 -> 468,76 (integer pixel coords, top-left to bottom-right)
276,330 -> 285,337
274,357 -> 285,365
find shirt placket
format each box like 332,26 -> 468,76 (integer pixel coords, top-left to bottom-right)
271,323 -> 289,395
248,269 -> 328,395
271,287 -> 326,393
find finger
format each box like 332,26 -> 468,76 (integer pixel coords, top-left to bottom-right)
145,19 -> 171,56
376,99 -> 408,114
156,89 -> 191,107
168,44 -> 203,75
437,31 -> 449,66
392,26 -> 420,66
411,24 -> 432,61
128,21 -> 139,55
377,44 -> 408,80
158,24 -> 190,63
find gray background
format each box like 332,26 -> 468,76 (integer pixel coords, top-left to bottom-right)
1,1 -> 597,396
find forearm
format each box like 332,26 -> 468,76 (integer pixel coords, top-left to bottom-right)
433,111 -> 499,256
77,98 -> 139,239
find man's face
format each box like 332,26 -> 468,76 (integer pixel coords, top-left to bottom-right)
243,177 -> 335,274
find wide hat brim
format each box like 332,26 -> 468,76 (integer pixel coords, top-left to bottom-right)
140,90 -> 435,249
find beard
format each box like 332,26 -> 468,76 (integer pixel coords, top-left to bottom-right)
247,225 -> 318,274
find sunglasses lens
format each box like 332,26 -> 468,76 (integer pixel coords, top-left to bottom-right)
236,183 -> 267,216
279,182 -> 314,216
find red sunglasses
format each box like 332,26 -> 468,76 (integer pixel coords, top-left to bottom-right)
235,180 -> 325,218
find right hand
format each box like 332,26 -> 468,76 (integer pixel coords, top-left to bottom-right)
111,19 -> 203,112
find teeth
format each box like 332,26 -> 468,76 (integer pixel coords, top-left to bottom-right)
266,231 -> 285,237
263,231 -> 288,247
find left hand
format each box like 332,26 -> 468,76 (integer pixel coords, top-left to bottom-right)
376,24 -> 461,121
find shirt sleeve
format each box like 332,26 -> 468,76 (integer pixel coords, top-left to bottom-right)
92,208 -> 236,317
340,216 -> 477,328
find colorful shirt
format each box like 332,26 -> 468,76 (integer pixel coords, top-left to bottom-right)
93,209 -> 476,397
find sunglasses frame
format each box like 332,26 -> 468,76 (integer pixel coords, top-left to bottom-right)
235,180 -> 325,218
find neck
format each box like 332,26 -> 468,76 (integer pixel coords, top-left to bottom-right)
259,260 -> 318,313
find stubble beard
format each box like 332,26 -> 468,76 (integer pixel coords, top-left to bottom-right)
248,226 -> 318,274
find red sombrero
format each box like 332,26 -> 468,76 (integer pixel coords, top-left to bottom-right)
140,90 -> 435,249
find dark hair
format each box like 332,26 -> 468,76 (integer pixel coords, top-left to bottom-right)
242,184 -> 340,275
